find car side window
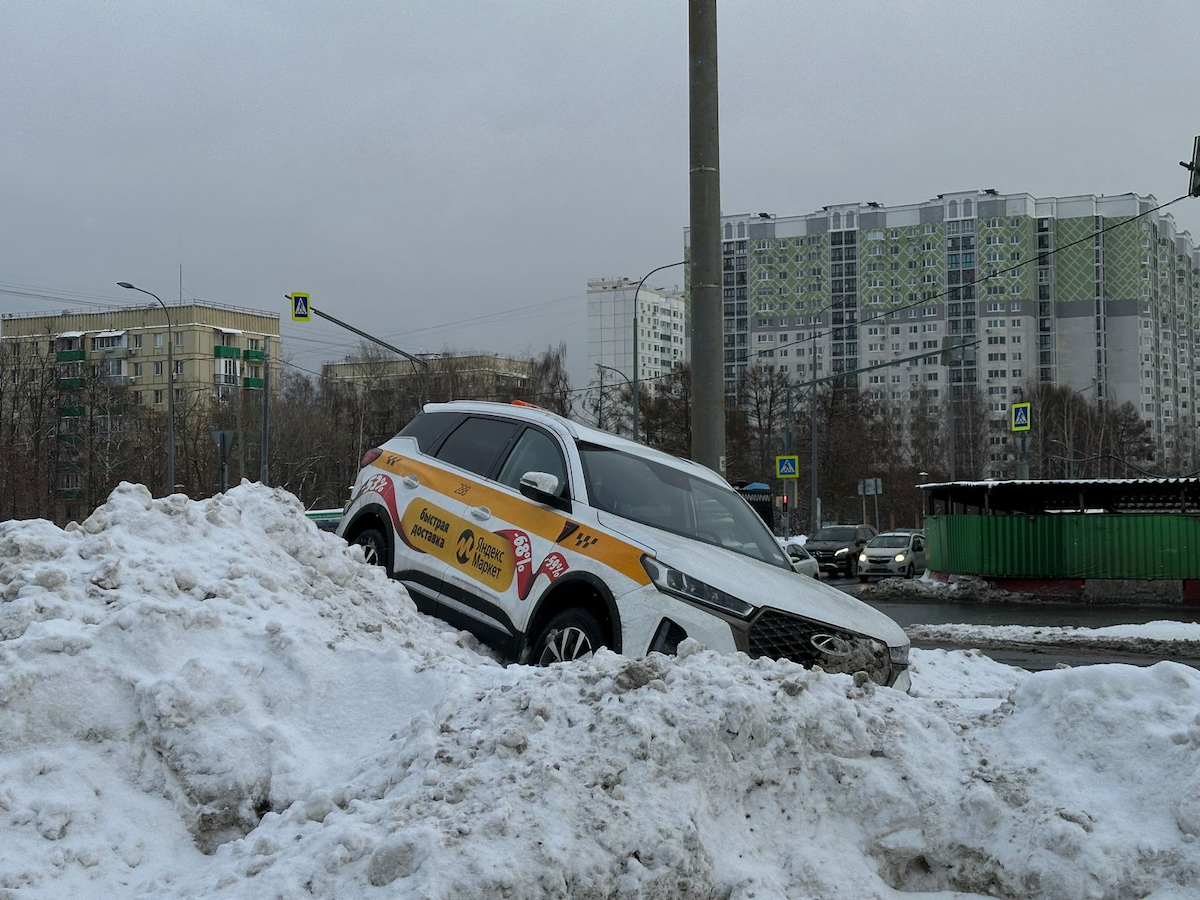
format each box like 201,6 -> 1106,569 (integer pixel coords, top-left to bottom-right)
496,428 -> 568,495
434,416 -> 520,477
858,527 -> 872,542
913,536 -> 924,551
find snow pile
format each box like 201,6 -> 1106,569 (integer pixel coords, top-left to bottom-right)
0,483 -> 488,895
910,621 -> 1200,662
2,483 -> 1200,899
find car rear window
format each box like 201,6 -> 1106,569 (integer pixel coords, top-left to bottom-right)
435,416 -> 520,477
398,412 -> 464,452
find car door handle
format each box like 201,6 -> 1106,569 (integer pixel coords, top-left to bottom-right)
469,505 -> 491,521
402,475 -> 419,489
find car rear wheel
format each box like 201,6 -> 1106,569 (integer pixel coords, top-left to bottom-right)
532,609 -> 604,666
354,528 -> 389,570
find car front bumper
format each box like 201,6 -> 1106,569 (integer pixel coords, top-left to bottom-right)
860,558 -> 907,577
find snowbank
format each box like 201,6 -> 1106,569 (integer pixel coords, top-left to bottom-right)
2,483 -> 1199,899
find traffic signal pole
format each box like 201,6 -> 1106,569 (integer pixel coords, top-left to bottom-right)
286,295 -> 431,405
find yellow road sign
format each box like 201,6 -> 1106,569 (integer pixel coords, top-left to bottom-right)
291,293 -> 311,322
1011,401 -> 1031,432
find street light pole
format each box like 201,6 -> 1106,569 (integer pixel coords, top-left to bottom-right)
118,281 -> 173,495
631,261 -> 685,443
596,363 -> 633,436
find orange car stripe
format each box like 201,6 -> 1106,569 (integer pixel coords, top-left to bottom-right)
373,452 -> 651,585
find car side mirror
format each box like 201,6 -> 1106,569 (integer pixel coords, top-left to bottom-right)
519,471 -> 571,512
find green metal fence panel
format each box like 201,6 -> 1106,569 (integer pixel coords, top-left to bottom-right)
925,514 -> 1200,580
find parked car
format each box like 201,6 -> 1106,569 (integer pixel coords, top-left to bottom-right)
335,401 -> 910,688
776,538 -> 819,579
858,531 -> 927,581
805,524 -> 878,578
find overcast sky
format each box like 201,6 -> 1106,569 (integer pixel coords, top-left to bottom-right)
3,1 -> 1198,387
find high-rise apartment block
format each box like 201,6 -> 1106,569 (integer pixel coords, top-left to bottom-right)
586,277 -> 687,396
685,191 -> 1200,473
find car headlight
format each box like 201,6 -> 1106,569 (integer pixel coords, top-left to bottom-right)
894,553 -> 906,562
889,644 -> 910,666
858,552 -> 867,563
835,547 -> 851,557
641,556 -> 754,619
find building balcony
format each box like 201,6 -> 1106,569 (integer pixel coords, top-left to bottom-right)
57,378 -> 82,390
214,345 -> 242,358
244,349 -> 265,361
56,350 -> 85,362
59,405 -> 84,418
214,373 -> 239,386
243,377 -> 264,389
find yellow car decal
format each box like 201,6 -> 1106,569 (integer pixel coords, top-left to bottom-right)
373,453 -> 650,585
399,499 -> 516,592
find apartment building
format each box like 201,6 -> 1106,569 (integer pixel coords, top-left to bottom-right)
0,301 -> 279,519
320,352 -> 533,399
586,277 -> 688,395
684,191 -> 1199,474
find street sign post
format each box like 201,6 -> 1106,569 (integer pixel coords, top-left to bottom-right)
211,428 -> 235,492
775,455 -> 799,479
290,293 -> 310,322
858,478 -> 883,527
1011,401 -> 1032,478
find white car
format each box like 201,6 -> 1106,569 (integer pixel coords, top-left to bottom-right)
335,400 -> 910,688
858,531 -> 927,581
776,538 -> 820,579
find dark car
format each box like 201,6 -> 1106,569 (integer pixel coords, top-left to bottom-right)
805,524 -> 878,578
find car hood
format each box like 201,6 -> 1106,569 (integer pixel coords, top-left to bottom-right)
597,514 -> 908,647
804,540 -> 855,552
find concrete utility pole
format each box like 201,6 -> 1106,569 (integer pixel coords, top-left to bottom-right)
688,0 -> 724,474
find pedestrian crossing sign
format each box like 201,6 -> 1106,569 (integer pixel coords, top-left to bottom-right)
1010,401 -> 1031,432
775,455 -> 799,479
291,293 -> 310,322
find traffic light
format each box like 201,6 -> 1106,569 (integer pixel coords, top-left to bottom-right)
781,493 -> 789,514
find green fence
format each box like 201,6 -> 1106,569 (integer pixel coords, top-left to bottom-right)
924,513 -> 1200,580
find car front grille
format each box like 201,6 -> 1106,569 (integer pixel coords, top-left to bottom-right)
747,609 -> 893,686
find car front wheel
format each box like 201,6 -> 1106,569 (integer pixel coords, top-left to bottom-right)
532,609 -> 604,666
354,527 -> 390,570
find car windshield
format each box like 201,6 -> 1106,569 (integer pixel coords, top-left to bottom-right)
577,443 -> 789,568
868,535 -> 910,549
812,526 -> 857,542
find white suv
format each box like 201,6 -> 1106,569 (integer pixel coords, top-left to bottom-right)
336,401 -> 910,688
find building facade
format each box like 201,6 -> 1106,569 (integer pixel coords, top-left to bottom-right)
0,301 -> 280,520
586,277 -> 688,397
320,352 -> 534,399
684,191 -> 1200,474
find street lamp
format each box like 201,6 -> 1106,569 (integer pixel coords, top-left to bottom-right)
631,261 -> 685,443
595,363 -> 633,436
118,281 -> 174,495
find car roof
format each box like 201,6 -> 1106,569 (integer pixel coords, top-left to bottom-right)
873,531 -> 922,538
422,400 -> 729,487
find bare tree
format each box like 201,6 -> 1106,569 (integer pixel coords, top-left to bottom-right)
524,342 -> 572,415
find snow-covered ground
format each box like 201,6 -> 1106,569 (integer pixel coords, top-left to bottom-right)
3,483 -> 1200,899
